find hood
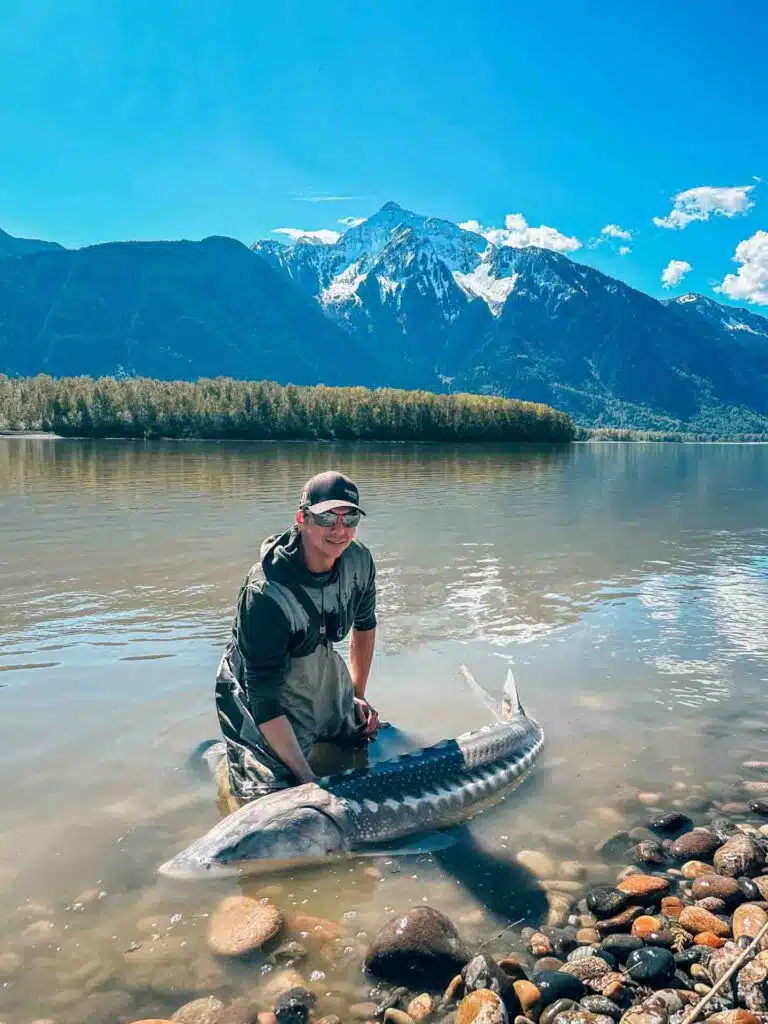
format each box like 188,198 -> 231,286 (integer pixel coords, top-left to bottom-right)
260,525 -> 338,589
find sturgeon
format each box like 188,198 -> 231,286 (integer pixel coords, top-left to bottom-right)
157,667 -> 544,879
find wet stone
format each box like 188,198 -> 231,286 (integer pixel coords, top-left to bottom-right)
535,971 -> 587,1006
691,875 -> 743,905
681,861 -> 715,879
709,818 -> 740,843
600,934 -> 644,960
713,835 -> 766,878
171,997 -> 226,1024
594,832 -> 632,862
585,888 -> 632,919
696,898 -> 728,914
534,957 -> 567,975
206,896 -> 283,957
672,830 -> 721,861
648,811 -> 694,835
625,947 -> 677,985
616,874 -> 670,901
634,842 -> 667,867
456,989 -> 508,1024
749,800 -> 768,816
514,981 -> 543,1016
733,903 -> 768,943
617,1010 -> 667,1024
540,1001 -> 578,1024
579,997 -> 621,1021
274,987 -> 316,1024
462,954 -> 521,1017
364,906 -> 471,989
738,877 -> 763,901
678,907 -> 731,938
406,994 -> 435,1022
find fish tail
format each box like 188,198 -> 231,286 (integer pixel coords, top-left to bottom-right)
502,667 -> 525,719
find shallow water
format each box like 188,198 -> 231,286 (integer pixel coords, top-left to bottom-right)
0,438 -> 766,1023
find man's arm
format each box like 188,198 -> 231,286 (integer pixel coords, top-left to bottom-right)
349,625 -> 376,699
259,716 -> 316,783
238,586 -> 316,783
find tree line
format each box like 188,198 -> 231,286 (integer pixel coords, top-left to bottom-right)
0,375 -> 576,443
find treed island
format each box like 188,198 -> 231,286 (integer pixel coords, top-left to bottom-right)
0,375 -> 576,443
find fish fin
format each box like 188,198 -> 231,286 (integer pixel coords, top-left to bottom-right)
502,667 -> 525,719
354,832 -> 458,858
458,663 -> 504,723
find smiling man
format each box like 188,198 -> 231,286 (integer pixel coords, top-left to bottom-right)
215,470 -> 379,804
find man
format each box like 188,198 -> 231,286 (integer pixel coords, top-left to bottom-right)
215,469 -> 379,805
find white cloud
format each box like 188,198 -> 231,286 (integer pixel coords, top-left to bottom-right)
653,185 -> 755,230
602,223 -> 632,240
619,246 -> 632,256
293,193 -> 362,203
273,227 -> 340,244
338,216 -> 365,228
459,213 -> 581,253
714,230 -> 768,306
661,259 -> 693,288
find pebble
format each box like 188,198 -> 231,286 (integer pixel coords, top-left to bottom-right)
540,1000 -> 578,1024
696,897 -> 728,914
289,915 -> 341,943
691,874 -> 743,904
206,896 -> 283,957
456,989 -> 508,1024
616,874 -> 670,900
648,811 -> 693,834
694,931 -> 726,948
274,987 -> 316,1024
514,981 -> 543,1015
406,994 -> 435,1021
625,947 -> 676,984
348,1003 -> 378,1020
535,970 -> 587,1005
533,957 -> 567,975
595,906 -> 642,935
584,887 -> 631,919
560,956 -> 611,984
733,903 -> 768,943
678,906 -> 731,938
171,997 -> 226,1024
750,800 -> 768,815
599,934 -> 643,960
383,1011 -> 414,1024
516,850 -> 558,878
706,1014 -> 762,1024
672,829 -> 721,860
638,793 -> 664,807
680,860 -> 714,879
714,835 -> 766,878
579,996 -> 621,1021
529,933 -> 554,956
630,915 -> 662,938
660,896 -> 685,920
739,877 -> 763,901
576,929 -> 600,945
560,861 -> 588,881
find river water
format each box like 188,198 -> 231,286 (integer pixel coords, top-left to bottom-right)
0,438 -> 766,1023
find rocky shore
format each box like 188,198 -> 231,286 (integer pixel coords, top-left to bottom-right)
5,791 -> 768,1024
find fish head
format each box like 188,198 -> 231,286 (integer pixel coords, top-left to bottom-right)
157,782 -> 346,880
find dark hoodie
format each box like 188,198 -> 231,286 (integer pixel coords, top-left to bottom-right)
228,525 -> 377,724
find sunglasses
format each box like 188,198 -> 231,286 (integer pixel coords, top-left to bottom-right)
306,509 -> 362,528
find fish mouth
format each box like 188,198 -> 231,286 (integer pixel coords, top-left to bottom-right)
157,855 -> 241,880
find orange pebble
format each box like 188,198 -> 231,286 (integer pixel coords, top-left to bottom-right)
631,914 -> 663,938
694,931 -> 725,948
661,896 -> 685,920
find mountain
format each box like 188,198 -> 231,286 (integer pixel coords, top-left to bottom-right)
0,228 -> 64,259
1,205 -> 766,434
0,235 -> 376,384
253,202 -> 768,433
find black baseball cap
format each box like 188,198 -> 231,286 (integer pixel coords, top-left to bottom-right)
299,470 -> 366,516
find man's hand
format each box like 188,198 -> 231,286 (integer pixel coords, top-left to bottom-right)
354,696 -> 380,738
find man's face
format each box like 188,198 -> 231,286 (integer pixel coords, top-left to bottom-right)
298,505 -> 359,563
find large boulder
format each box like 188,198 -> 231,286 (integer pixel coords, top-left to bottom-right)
364,906 -> 471,989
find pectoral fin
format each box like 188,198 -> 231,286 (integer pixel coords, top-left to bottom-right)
354,831 -> 459,858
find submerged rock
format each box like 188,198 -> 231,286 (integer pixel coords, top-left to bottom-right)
364,906 -> 471,989
456,989 -> 508,1024
713,835 -> 766,878
206,896 -> 282,957
171,997 -> 226,1024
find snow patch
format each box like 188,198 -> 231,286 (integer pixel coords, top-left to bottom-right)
453,264 -> 518,314
377,275 -> 400,301
726,320 -> 763,335
321,263 -> 367,306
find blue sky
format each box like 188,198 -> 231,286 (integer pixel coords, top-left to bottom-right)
1,0 -> 766,308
